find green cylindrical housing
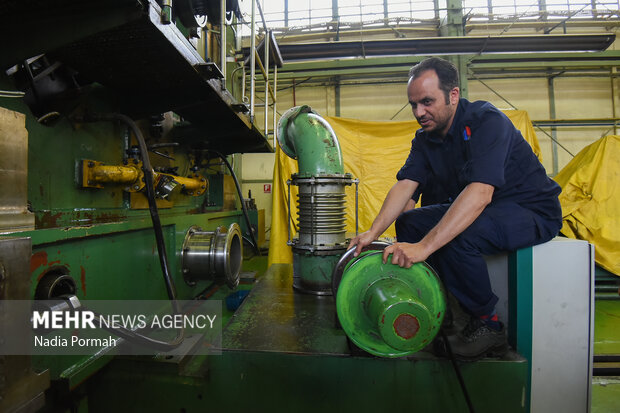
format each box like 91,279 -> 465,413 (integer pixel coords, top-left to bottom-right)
292,250 -> 344,295
277,105 -> 344,177
336,251 -> 446,358
363,278 -> 432,351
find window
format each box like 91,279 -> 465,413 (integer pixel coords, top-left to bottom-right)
388,1 -> 438,21
238,0 -> 620,33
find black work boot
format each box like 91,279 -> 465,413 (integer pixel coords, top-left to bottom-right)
447,316 -> 508,360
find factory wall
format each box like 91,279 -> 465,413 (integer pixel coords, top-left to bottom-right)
243,39 -> 619,242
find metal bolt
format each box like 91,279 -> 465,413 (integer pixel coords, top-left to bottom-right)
183,268 -> 189,274
88,161 -> 95,168
134,185 -> 140,190
201,185 -> 205,189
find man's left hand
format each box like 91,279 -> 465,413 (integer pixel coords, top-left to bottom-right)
382,242 -> 431,268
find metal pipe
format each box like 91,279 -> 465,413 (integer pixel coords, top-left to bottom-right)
612,68 -> 618,135
254,49 -> 275,102
276,105 -> 344,176
250,0 -> 256,121
220,0 -> 227,89
241,66 -> 246,102
264,30 -> 270,139
273,65 -> 278,149
547,75 -> 559,175
256,0 -> 268,32
277,106 -> 355,295
182,224 -> 243,289
287,179 -> 292,245
161,0 -> 172,24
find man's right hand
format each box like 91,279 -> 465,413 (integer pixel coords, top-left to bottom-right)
348,230 -> 377,257
347,180 -> 419,258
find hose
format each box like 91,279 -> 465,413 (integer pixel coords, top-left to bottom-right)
440,329 -> 476,413
84,113 -> 178,301
211,151 -> 261,256
75,113 -> 183,350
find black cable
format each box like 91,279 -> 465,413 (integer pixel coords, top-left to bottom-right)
75,113 -> 184,350
211,151 -> 261,256
242,235 -> 257,249
441,330 -> 476,413
87,113 -> 178,301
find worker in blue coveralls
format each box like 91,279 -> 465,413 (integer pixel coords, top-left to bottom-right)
348,57 -> 562,359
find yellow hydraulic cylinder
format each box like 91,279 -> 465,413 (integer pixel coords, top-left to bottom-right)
81,160 -> 145,192
81,159 -> 207,196
155,172 -> 207,196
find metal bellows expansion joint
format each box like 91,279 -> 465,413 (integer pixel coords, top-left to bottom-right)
181,223 -> 243,289
278,105 -> 358,295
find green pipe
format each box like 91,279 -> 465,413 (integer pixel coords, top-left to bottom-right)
277,105 -> 344,177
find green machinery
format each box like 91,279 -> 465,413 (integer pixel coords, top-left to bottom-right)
0,0 -> 269,411
335,250 -> 446,358
278,105 -> 356,295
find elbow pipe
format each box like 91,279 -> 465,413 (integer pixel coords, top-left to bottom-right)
277,105 -> 344,177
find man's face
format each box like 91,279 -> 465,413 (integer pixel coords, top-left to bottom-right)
407,70 -> 459,137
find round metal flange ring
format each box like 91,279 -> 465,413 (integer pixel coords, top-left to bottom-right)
331,241 -> 392,296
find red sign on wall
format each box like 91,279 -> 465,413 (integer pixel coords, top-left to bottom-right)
264,184 -> 272,193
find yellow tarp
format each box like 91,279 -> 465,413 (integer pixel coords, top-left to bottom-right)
269,110 -> 542,266
554,135 -> 620,275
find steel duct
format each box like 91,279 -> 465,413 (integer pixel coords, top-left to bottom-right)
181,223 -> 243,289
278,105 -> 355,295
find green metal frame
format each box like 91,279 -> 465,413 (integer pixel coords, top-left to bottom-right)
254,51 -> 620,82
0,73 -> 252,390
509,247 -> 534,413
80,263 -> 528,413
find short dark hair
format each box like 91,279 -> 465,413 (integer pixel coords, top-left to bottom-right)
409,57 -> 459,104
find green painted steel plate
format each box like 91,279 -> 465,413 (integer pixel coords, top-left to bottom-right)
336,251 -> 446,358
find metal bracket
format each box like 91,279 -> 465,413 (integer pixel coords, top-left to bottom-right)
286,179 -> 292,246
194,62 -> 224,80
231,103 -> 250,113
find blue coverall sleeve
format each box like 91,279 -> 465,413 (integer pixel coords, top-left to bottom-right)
396,137 -> 428,187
